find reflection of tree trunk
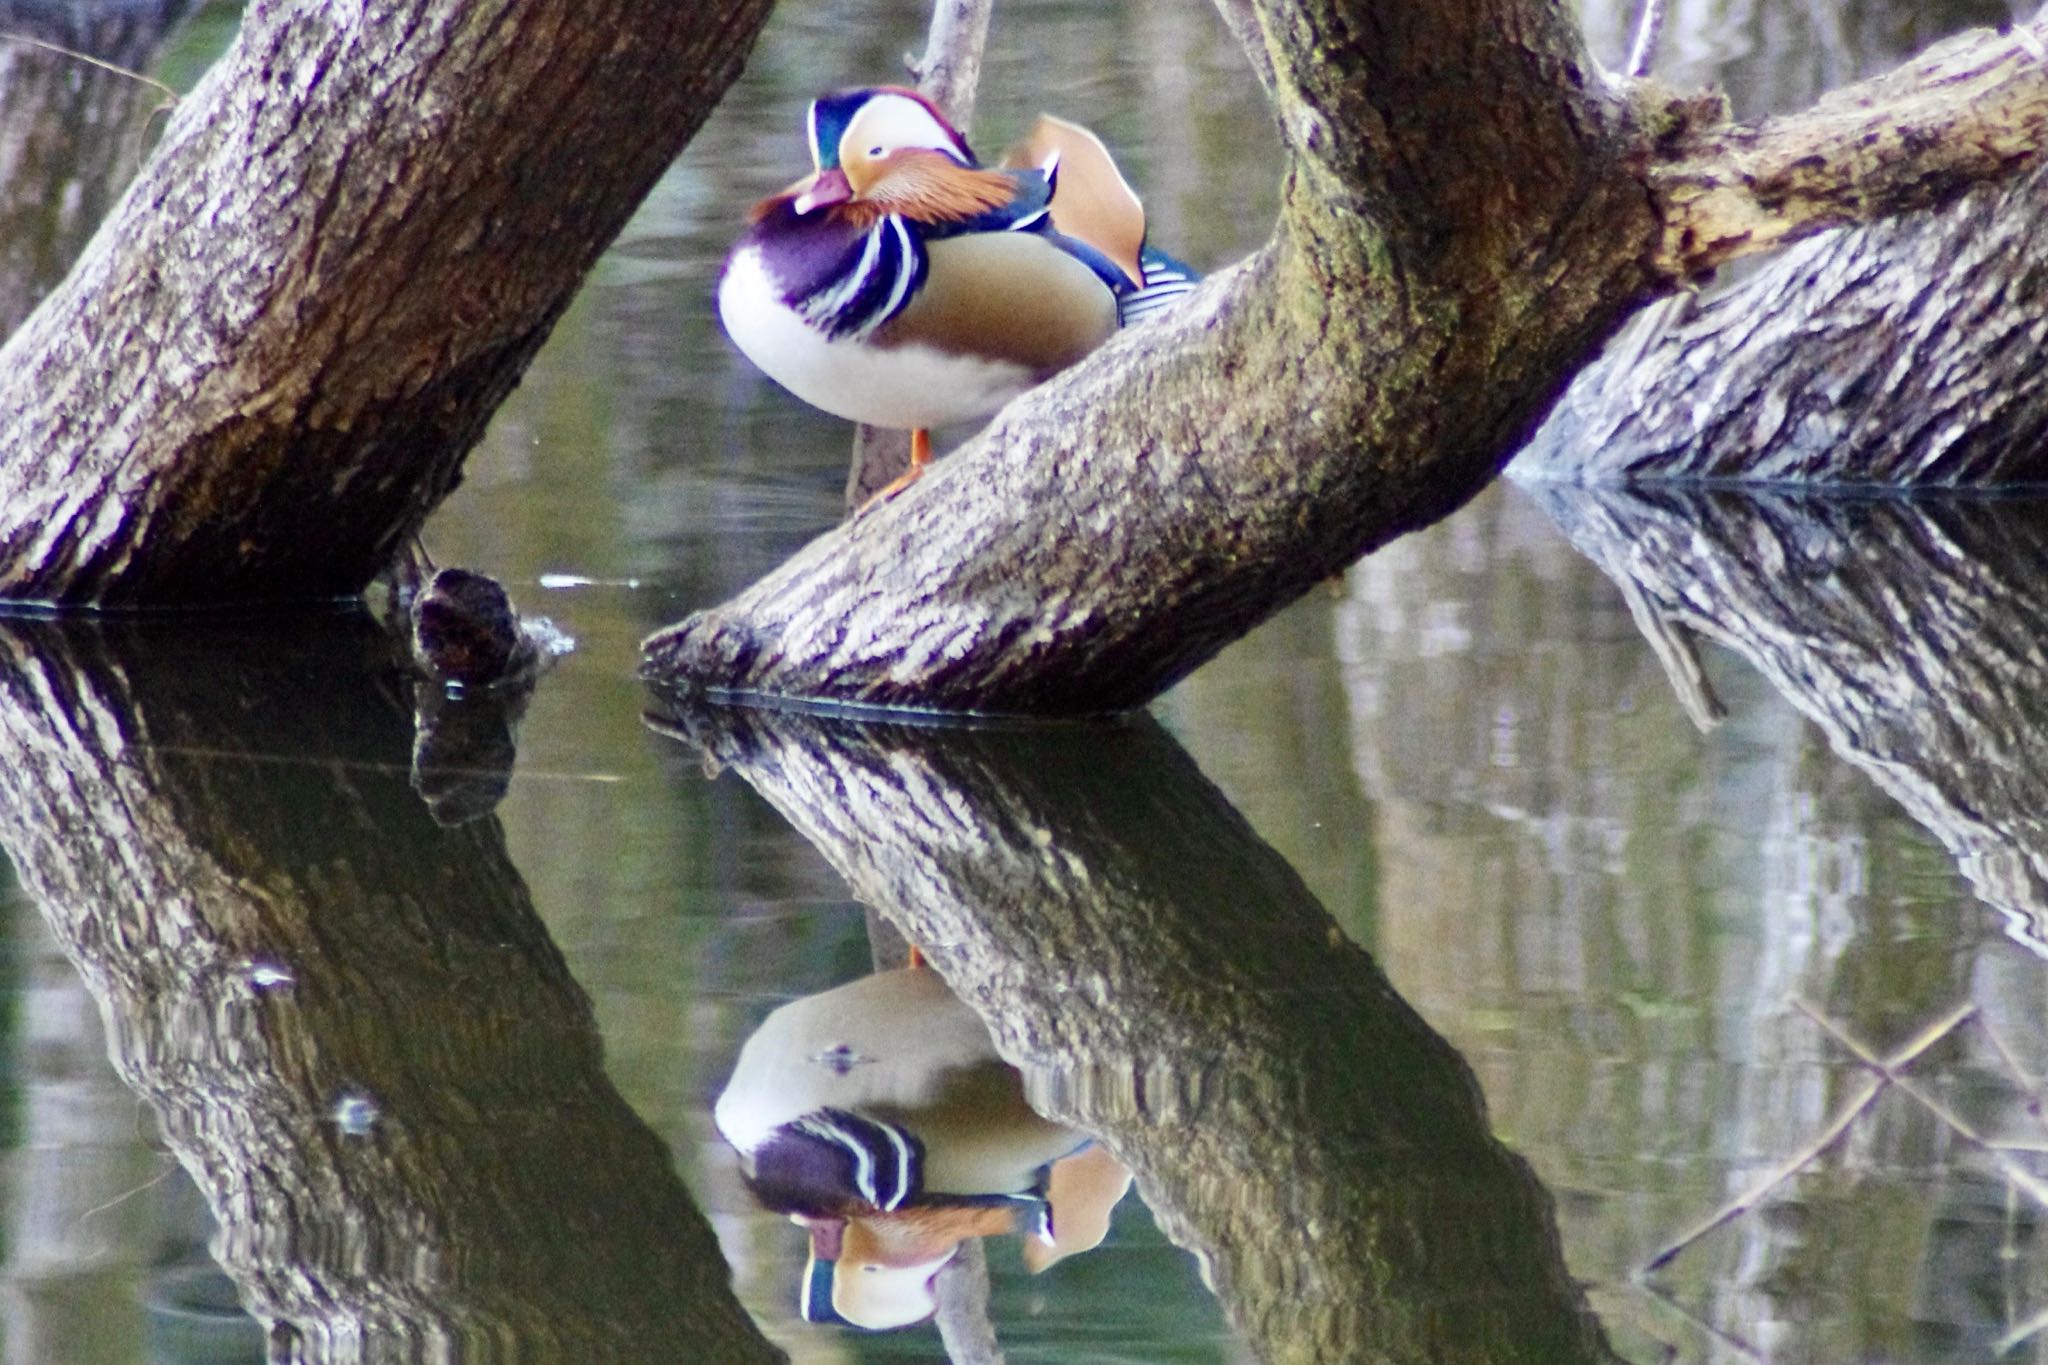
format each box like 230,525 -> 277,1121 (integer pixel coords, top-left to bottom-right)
0,0 -> 192,337
662,704 -> 1618,1364
0,618 -> 779,1361
1532,483 -> 2048,953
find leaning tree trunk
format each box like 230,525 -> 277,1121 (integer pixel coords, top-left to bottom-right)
1536,483 -> 2048,956
0,0 -> 771,603
662,704 -> 1618,1365
1516,158 -> 2048,484
0,0 -> 191,336
0,616 -> 780,1360
644,8 -> 2048,714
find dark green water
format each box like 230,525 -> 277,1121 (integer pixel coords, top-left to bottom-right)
2,1 -> 2047,1361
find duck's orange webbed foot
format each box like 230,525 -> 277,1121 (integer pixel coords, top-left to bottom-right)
858,429 -> 933,513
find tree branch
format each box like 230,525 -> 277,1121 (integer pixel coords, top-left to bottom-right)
1208,0 -> 1276,97
1651,20 -> 2048,275
909,0 -> 994,132
644,5 -> 2048,714
1519,156 -> 2048,484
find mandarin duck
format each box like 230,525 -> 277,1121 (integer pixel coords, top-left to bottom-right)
714,963 -> 1133,1330
718,86 -> 1196,496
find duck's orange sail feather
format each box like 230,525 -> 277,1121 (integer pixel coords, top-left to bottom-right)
1000,115 -> 1147,288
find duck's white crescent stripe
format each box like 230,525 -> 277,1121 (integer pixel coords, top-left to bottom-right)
804,224 -> 885,327
877,1119 -> 915,1210
863,216 -> 922,338
798,1114 -> 880,1205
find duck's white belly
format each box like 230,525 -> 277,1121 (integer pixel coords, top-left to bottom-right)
719,246 -> 1035,430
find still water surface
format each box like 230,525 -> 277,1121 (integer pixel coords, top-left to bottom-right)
3,0 -> 2048,1361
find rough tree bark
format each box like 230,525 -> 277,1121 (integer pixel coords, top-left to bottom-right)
0,617 -> 779,1360
1535,483 -> 2048,956
0,0 -> 771,603
644,6 -> 2048,714
661,704 -> 1618,1365
1518,156 -> 2048,484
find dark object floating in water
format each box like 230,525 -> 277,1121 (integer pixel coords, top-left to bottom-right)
411,567 -> 536,687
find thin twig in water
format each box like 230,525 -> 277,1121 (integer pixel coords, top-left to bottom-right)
1997,1302 -> 2048,1355
1975,1011 -> 2048,1127
1797,1000 -> 2048,1207
1639,1000 -> 1974,1274
1640,1072 -> 1884,1274
1635,1281 -> 1769,1363
75,1158 -> 179,1227
0,33 -> 179,107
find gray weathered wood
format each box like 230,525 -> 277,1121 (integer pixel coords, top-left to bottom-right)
1519,158 -> 2048,484
661,703 -> 1619,1364
0,616 -> 781,1361
0,0 -> 771,603
645,7 -> 2048,714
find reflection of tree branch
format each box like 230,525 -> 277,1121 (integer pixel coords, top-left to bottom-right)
1533,484 -> 2048,955
0,617 -> 778,1362
660,702 -> 1617,1364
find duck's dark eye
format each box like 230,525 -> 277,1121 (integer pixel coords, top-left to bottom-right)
868,146 -> 885,157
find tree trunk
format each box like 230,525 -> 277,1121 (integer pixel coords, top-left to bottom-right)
0,616 -> 780,1361
643,8 -> 2048,714
661,703 -> 1619,1365
1516,159 -> 2048,484
0,0 -> 771,603
1533,482 -> 2048,954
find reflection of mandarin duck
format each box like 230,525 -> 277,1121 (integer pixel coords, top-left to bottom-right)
714,964 -> 1132,1330
717,86 -> 1198,496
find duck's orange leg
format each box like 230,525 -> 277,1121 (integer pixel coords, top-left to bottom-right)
861,429 -> 933,510
907,943 -> 927,969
